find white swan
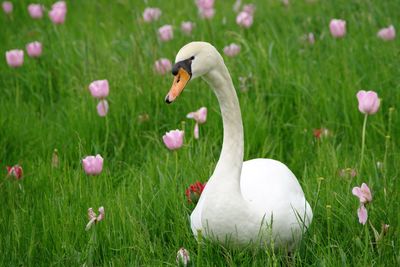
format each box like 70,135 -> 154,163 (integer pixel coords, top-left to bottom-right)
165,42 -> 313,251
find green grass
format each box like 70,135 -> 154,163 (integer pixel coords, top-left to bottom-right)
1,0 -> 399,265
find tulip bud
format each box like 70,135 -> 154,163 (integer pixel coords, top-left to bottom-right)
6,165 -> 23,180
158,25 -> 173,42
5,50 -> 24,68
26,41 -> 42,58
82,154 -> 104,175
52,148 -> 59,168
329,19 -> 346,38
356,90 -> 380,115
162,130 -> 184,150
176,248 -> 190,267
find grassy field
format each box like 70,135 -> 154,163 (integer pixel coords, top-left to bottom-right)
1,0 -> 399,266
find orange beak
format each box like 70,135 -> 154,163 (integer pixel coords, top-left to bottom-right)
165,68 -> 191,103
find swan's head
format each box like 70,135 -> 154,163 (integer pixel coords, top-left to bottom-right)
165,42 -> 220,103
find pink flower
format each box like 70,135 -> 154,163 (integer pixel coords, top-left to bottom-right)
308,32 -> 315,44
329,19 -> 346,38
187,107 -> 207,139
282,0 -> 289,6
199,7 -> 215,19
158,25 -> 173,42
195,0 -> 214,9
88,80 -> 109,99
356,90 -> 380,115
52,1 -> 66,10
85,206 -> 105,230
223,43 -> 241,57
96,100 -> 109,117
154,58 -> 172,75
176,247 -> 190,266
2,1 -> 12,14
82,154 -> 104,175
195,0 -> 215,19
143,7 -> 161,22
377,25 -> 396,41
26,41 -> 42,58
162,130 -> 184,150
5,49 -> 24,68
187,107 -> 207,124
357,204 -> 368,225
28,4 -> 43,19
352,183 -> 372,204
181,21 -> 194,35
49,1 -> 67,24
236,11 -> 253,28
6,165 -> 23,180
242,4 -> 255,15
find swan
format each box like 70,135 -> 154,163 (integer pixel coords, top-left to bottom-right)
165,42 -> 313,251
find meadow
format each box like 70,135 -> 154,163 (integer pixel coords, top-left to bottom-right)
1,0 -> 399,266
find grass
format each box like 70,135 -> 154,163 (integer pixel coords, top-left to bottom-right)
1,0 -> 399,265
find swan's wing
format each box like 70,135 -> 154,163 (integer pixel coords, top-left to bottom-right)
240,158 -> 312,228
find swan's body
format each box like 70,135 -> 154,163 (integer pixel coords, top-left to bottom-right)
166,42 -> 312,250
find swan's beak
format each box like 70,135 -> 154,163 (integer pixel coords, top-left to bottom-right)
165,68 -> 191,104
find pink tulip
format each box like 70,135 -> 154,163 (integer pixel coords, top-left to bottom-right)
158,25 -> 173,42
6,165 -> 23,180
357,204 -> 368,225
5,49 -> 24,68
96,100 -> 109,117
52,1 -> 66,10
329,19 -> 346,38
2,1 -> 12,14
97,206 -> 105,221
49,1 -> 67,24
154,58 -> 172,75
199,8 -> 215,19
86,206 -> 105,230
196,0 -> 214,9
377,25 -> 396,41
26,41 -> 42,58
176,247 -> 190,266
88,80 -> 109,99
143,7 -> 161,22
195,0 -> 215,19
352,183 -> 372,204
236,11 -> 253,28
162,130 -> 184,150
242,4 -> 255,15
223,43 -> 241,57
187,107 -> 207,124
308,32 -> 315,44
187,107 -> 207,139
181,21 -> 194,35
356,90 -> 380,115
82,154 -> 104,175
28,4 -> 43,19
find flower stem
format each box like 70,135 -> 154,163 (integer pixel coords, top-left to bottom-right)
103,112 -> 109,155
197,230 -> 202,267
174,151 -> 178,179
359,114 -> 368,174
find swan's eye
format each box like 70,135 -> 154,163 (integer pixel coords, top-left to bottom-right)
190,56 -> 195,60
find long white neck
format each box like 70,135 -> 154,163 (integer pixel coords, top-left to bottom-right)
202,60 -> 244,194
